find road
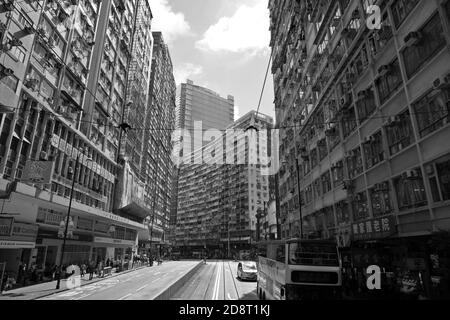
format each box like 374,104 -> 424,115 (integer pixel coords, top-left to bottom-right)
171,260 -> 258,300
39,261 -> 200,300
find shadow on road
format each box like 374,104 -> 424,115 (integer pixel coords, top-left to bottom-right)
239,288 -> 258,300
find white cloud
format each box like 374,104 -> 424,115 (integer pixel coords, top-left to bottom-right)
174,63 -> 203,85
196,0 -> 270,55
150,0 -> 191,43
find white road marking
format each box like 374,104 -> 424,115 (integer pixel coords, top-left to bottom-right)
154,272 -> 161,275
136,284 -> 148,292
151,278 -> 160,283
118,293 -> 132,300
212,263 -> 222,300
227,293 -> 232,300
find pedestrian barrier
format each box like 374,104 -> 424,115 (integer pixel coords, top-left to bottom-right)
102,267 -> 112,277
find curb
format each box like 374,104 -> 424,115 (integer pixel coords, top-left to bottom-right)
153,262 -> 203,300
29,265 -> 149,300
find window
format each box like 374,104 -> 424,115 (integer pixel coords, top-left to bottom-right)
368,16 -> 393,57
7,35 -> 26,63
321,171 -> 332,194
347,146 -> 363,179
342,106 -> 357,138
352,191 -> 369,221
336,201 -> 350,224
304,185 -> 313,204
351,44 -> 369,78
402,13 -> 446,79
331,161 -> 344,188
370,182 -> 393,217
375,58 -> 403,105
391,0 -> 420,28
394,168 -> 427,210
313,178 -> 321,199
356,87 -> 376,123
436,160 -> 450,201
310,148 -> 318,169
386,110 -> 414,155
318,139 -> 327,160
413,87 -> 450,138
363,131 -> 384,169
0,74 -> 19,92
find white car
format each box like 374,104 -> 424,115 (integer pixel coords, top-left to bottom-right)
237,261 -> 257,281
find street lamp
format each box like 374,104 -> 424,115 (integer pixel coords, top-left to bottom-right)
55,149 -> 92,289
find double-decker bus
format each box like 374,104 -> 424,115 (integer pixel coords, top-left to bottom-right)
256,238 -> 342,300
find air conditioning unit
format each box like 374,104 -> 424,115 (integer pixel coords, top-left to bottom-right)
378,64 -> 390,77
0,65 -> 14,78
386,115 -> 402,127
317,139 -> 327,147
404,31 -> 421,47
404,170 -> 418,179
343,180 -> 354,190
23,25 -> 35,35
433,74 -> 450,90
325,127 -> 337,137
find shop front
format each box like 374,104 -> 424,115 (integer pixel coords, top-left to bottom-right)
0,216 -> 39,282
345,215 -> 450,299
93,237 -> 136,271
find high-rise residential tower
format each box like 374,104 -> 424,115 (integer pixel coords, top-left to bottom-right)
0,0 -> 153,282
269,0 -> 450,298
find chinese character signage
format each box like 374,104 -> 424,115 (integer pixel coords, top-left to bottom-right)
0,217 -> 14,237
21,160 -> 55,184
352,215 -> 396,241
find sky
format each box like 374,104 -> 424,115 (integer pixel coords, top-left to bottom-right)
149,0 -> 275,123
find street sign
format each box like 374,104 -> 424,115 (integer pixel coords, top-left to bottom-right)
21,160 -> 55,184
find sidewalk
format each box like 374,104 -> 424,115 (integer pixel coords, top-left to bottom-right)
0,264 -> 149,300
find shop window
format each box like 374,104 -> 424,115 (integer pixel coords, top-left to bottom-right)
346,146 -> 364,179
386,109 -> 414,155
352,191 -> 369,221
363,131 -> 384,169
369,182 -> 393,217
403,13 -> 446,79
321,171 -> 332,194
356,86 -> 376,124
394,168 -> 428,210
375,58 -> 403,105
413,87 -> 450,138
391,0 -> 420,28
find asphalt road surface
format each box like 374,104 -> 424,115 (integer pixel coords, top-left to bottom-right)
39,261 -> 200,300
171,260 -> 258,300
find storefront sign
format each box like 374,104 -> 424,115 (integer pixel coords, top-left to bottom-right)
11,222 -> 38,242
0,217 -> 14,237
37,229 -> 93,242
0,240 -> 35,249
352,215 -> 396,241
21,160 -> 55,184
94,237 -> 135,246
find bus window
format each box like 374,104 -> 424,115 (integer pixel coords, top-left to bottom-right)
276,244 -> 285,263
288,241 -> 339,266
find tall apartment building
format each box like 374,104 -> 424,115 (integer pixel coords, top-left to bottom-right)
175,79 -> 234,158
170,80 -> 235,244
139,31 -> 176,255
0,0 -> 152,281
269,0 -> 450,298
174,111 -> 273,257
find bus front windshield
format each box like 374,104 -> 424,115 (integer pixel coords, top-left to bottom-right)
288,242 -> 339,266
